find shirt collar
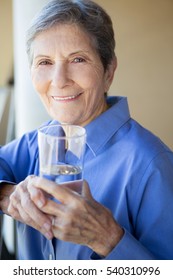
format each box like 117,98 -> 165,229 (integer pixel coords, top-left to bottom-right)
48,96 -> 130,156
85,96 -> 131,156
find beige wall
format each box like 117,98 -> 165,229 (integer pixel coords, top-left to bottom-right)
1,0 -> 173,149
95,0 -> 173,149
0,0 -> 13,86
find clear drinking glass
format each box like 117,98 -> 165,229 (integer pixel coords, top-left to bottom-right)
38,124 -> 86,192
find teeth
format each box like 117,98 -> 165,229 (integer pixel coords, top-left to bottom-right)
53,93 -> 81,101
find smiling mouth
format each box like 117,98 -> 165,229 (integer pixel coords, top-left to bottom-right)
52,93 -> 82,102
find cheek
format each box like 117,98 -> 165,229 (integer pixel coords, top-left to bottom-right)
79,79 -> 105,112
31,70 -> 49,95
74,66 -> 104,92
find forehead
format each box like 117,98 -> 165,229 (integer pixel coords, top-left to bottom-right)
32,23 -> 98,57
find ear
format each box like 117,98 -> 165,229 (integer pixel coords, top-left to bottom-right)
104,56 -> 117,92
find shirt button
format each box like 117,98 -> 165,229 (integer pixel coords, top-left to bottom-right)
49,253 -> 53,260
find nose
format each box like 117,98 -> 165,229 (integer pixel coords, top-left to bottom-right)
51,62 -> 72,89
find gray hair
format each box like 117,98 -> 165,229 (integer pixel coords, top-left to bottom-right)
26,0 -> 116,70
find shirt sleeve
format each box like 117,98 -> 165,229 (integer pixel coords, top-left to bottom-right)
0,131 -> 38,185
90,151 -> 173,260
90,230 -> 156,260
132,151 -> 173,260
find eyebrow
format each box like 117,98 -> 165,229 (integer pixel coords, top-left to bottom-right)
33,55 -> 51,60
34,50 -> 90,60
69,50 -> 90,55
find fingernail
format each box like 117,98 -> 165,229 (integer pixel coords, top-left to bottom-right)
37,199 -> 44,208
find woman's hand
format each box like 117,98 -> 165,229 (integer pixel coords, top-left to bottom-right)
29,177 -> 124,257
2,176 -> 53,240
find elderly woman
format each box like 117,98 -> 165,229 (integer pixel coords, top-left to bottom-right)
0,0 -> 173,260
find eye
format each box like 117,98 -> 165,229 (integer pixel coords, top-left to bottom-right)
38,60 -> 52,66
73,57 -> 86,63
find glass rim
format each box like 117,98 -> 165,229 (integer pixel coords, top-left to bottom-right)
38,124 -> 86,140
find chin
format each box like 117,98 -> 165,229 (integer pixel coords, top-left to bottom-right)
52,116 -> 79,125
49,109 -> 85,125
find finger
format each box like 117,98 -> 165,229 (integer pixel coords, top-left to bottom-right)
18,204 -> 53,240
20,191 -> 53,238
32,177 -> 79,204
8,203 -> 23,223
81,180 -> 92,198
36,197 -> 65,217
9,192 -> 35,225
28,182 -> 47,208
9,186 -> 53,239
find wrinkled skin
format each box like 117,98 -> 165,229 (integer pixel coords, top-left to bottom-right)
5,176 -> 123,256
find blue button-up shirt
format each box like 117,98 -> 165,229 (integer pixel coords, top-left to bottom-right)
1,96 -> 173,260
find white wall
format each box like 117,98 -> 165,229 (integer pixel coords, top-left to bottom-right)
13,0 -> 50,138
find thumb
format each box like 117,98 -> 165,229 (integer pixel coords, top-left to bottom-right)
81,180 -> 92,198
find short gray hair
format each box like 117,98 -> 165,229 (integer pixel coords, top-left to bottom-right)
26,0 -> 116,70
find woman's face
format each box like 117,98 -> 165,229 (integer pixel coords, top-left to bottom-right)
31,24 -> 115,126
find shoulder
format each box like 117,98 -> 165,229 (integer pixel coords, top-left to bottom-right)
123,118 -> 173,191
126,118 -> 172,157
